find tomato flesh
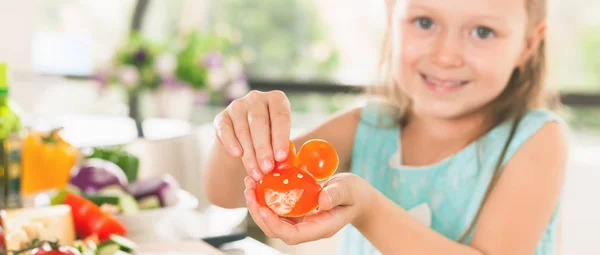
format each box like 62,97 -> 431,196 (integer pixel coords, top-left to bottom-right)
297,139 -> 339,181
256,167 -> 321,217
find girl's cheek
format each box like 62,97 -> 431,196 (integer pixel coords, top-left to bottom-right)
397,26 -> 428,64
403,42 -> 426,67
467,46 -> 518,91
396,32 -> 429,88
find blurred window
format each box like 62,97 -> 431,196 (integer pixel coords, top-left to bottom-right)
33,0 -> 600,93
32,0 -> 137,76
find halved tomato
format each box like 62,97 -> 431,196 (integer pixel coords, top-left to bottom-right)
256,139 -> 338,217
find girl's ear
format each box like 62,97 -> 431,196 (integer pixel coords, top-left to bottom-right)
517,19 -> 547,68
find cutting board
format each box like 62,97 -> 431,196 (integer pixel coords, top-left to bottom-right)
137,241 -> 225,254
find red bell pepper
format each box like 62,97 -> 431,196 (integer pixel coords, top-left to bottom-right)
62,192 -> 127,241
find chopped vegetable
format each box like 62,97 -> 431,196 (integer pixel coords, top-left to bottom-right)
103,235 -> 136,253
99,204 -> 121,215
126,174 -> 180,207
95,187 -> 128,197
71,238 -> 96,255
95,243 -> 120,255
136,196 -> 160,210
82,196 -> 120,207
116,195 -> 139,214
61,192 -> 127,241
83,195 -> 139,215
86,147 -> 139,184
69,159 -> 128,194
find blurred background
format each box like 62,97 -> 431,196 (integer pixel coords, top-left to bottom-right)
0,0 -> 598,254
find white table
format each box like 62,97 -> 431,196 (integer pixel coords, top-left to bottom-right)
137,237 -> 283,255
222,237 -> 284,255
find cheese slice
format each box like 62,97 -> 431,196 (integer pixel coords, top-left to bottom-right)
1,205 -> 76,250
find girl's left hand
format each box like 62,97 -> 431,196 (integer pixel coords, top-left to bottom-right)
243,173 -> 374,245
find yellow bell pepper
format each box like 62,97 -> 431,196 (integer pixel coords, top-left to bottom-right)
21,128 -> 79,195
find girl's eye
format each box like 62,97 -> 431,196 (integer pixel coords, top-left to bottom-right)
472,26 -> 495,39
413,17 -> 435,30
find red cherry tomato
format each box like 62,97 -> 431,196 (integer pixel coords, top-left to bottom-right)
0,226 -> 5,250
256,139 -> 338,217
63,192 -> 127,241
29,245 -> 81,255
297,139 -> 339,181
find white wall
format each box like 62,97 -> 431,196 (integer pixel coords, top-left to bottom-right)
0,0 -> 37,72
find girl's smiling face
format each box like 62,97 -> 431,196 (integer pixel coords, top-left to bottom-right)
391,0 -> 535,119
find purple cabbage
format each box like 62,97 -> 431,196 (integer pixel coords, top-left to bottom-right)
69,159 -> 128,194
126,174 -> 180,207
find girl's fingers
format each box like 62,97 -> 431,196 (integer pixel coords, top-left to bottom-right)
246,93 -> 274,174
217,90 -> 292,179
229,100 -> 262,180
244,176 -> 257,189
258,207 -> 306,245
260,206 -> 349,245
244,186 -> 275,238
267,91 -> 292,162
213,111 -> 242,157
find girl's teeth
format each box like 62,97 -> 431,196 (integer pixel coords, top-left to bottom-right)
425,75 -> 463,87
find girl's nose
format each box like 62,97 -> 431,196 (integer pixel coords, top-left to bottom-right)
430,31 -> 464,69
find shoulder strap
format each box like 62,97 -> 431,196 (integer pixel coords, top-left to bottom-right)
458,109 -> 566,243
458,115 -> 522,243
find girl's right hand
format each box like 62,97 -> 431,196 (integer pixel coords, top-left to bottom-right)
213,90 -> 292,181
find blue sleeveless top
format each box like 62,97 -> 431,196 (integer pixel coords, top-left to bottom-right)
338,100 -> 565,255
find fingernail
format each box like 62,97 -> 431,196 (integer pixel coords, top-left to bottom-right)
262,160 -> 273,171
251,169 -> 262,180
276,150 -> 287,161
231,146 -> 241,156
259,208 -> 268,219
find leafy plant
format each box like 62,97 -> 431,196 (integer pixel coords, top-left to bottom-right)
210,0 -> 340,80
96,30 -> 249,107
175,30 -> 234,90
112,32 -> 164,92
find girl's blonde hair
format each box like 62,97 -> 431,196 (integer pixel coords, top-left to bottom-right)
370,0 -> 559,243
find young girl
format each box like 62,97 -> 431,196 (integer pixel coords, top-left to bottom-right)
203,0 -> 568,254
